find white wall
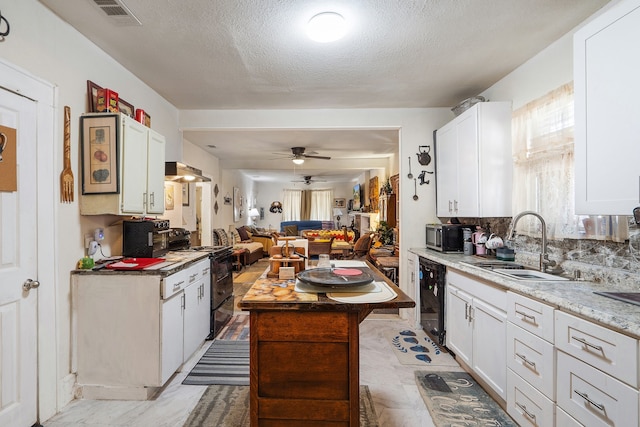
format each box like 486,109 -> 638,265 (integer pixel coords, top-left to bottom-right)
0,0 -> 180,418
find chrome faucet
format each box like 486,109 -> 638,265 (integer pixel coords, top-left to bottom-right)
506,211 -> 556,273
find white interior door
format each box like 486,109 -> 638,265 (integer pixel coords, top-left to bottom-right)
0,87 -> 39,426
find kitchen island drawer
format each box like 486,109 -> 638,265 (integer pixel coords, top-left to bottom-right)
557,351 -> 638,427
161,259 -> 208,299
555,310 -> 638,387
507,291 -> 554,343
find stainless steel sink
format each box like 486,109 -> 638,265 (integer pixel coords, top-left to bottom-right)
491,269 -> 568,281
461,259 -> 568,281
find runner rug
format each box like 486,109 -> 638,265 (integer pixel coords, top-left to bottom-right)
183,385 -> 379,427
182,340 -> 249,386
415,371 -> 517,427
386,329 -> 459,367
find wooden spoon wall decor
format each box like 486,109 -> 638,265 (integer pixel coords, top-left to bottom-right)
60,106 -> 74,203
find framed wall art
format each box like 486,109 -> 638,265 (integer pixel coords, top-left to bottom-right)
119,98 -> 135,118
333,198 -> 346,208
80,114 -> 119,194
86,80 -> 102,113
182,183 -> 190,206
233,187 -> 240,221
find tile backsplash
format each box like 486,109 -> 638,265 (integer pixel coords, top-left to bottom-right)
441,216 -> 640,289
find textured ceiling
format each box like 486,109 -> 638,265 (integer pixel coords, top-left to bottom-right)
39,0 -> 610,182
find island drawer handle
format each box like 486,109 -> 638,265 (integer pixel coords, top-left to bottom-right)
572,336 -> 603,352
173,280 -> 185,291
516,402 -> 536,420
574,389 -> 605,411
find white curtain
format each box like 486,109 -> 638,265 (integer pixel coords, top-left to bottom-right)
310,189 -> 334,220
282,189 -> 301,221
512,82 -> 627,241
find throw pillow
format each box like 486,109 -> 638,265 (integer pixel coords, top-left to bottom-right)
283,225 -> 298,236
214,229 -> 229,246
231,228 -> 241,244
237,226 -> 250,242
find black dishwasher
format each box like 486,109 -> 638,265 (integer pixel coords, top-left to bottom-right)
419,257 -> 446,345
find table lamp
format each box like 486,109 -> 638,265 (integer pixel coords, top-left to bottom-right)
333,208 -> 344,228
249,208 -> 260,225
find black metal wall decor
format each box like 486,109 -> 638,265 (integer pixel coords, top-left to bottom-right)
0,10 -> 10,41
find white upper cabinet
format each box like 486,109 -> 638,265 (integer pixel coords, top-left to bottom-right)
435,102 -> 512,218
80,113 -> 166,216
574,0 -> 640,214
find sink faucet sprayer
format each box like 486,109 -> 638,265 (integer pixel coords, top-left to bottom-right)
506,211 -> 557,273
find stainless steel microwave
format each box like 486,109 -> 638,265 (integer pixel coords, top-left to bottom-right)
425,224 -> 471,253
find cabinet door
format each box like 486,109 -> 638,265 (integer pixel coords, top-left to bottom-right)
146,129 -> 166,214
183,282 -> 203,361
445,284 -> 473,367
455,109 -> 480,217
574,1 -> 640,214
161,291 -> 184,385
121,116 -> 148,214
435,122 -> 458,216
472,297 -> 507,399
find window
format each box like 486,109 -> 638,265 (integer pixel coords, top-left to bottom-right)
282,188 -> 334,221
512,82 -> 627,241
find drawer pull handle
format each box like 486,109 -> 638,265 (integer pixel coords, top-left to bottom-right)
516,352 -> 536,368
515,310 -> 536,323
173,280 -> 185,290
574,389 -> 605,411
515,402 -> 536,420
572,336 -> 603,352
464,303 -> 469,320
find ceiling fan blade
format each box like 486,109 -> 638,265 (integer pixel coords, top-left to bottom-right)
303,154 -> 331,160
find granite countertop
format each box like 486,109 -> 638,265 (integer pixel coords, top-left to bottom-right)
409,248 -> 640,338
71,251 -> 211,277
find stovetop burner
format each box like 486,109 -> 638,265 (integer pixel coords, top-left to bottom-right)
594,291 -> 640,307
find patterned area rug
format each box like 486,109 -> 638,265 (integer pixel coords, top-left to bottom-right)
182,340 -> 249,386
183,385 -> 379,427
415,371 -> 517,427
386,329 -> 460,367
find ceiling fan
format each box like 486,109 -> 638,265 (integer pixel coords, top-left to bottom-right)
292,175 -> 327,185
273,147 -> 332,164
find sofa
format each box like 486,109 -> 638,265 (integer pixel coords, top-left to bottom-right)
279,220 -> 335,236
212,228 -> 264,265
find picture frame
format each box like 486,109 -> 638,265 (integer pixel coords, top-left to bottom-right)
119,98 -> 135,118
352,184 -> 362,211
86,80 -> 102,113
182,183 -> 190,206
80,114 -> 119,194
233,187 -> 241,221
333,198 -> 346,208
165,183 -> 174,210
143,112 -> 151,127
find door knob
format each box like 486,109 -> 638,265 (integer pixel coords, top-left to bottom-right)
23,279 -> 40,291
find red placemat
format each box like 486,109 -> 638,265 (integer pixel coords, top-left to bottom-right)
106,258 -> 165,270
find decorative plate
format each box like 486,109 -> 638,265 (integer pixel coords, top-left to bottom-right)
297,267 -> 374,288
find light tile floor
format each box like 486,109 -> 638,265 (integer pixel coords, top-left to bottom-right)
44,313 -> 462,426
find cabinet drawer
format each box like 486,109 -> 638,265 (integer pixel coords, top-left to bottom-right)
507,291 -> 554,343
556,407 -> 581,427
447,269 -> 506,310
557,351 -> 638,427
507,369 -> 555,427
555,310 -> 638,387
507,322 -> 555,399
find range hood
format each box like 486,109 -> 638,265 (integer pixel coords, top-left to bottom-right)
165,162 -> 211,182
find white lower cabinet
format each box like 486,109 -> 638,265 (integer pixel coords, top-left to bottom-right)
72,257 -> 211,400
556,407 -> 582,427
506,322 -> 555,399
557,351 -> 638,427
507,369 -> 555,427
446,269 -> 506,399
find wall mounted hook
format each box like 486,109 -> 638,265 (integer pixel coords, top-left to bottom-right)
0,10 -> 10,41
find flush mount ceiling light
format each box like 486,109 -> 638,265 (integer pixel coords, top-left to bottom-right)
292,158 -> 305,165
306,12 -> 347,43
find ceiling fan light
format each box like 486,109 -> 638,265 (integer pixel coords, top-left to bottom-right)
307,12 -> 347,43
292,158 -> 305,165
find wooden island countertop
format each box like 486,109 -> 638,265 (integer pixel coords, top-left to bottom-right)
238,260 -> 415,426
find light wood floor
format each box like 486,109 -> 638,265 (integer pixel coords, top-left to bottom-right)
45,261 -> 462,426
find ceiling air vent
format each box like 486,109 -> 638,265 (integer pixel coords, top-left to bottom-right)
91,0 -> 142,26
